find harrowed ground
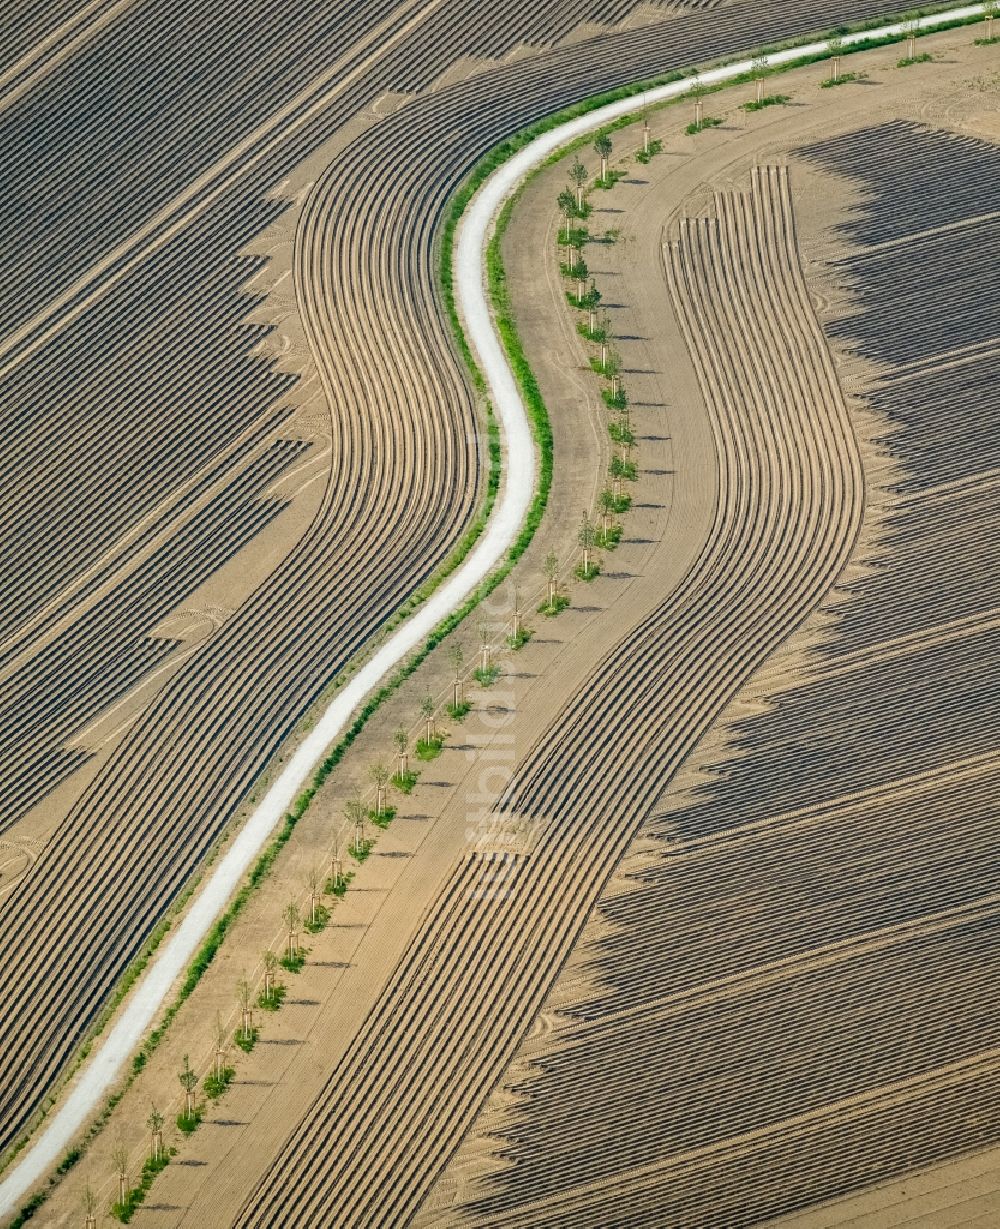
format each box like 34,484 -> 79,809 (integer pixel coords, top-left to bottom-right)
37,23 -> 1000,1227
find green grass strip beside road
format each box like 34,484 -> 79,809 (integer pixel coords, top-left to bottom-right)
6,3 -> 985,1220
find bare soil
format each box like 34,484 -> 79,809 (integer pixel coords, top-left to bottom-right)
35,24 -> 1000,1229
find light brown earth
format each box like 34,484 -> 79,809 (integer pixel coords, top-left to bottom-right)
35,24 -> 1000,1228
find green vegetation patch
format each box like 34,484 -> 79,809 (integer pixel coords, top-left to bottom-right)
819,70 -> 862,85
233,1027 -> 259,1054
348,838 -> 376,864
635,139 -> 664,164
506,626 -> 533,650
741,93 -> 790,110
175,1106 -> 203,1135
415,735 -> 445,761
685,115 -> 723,134
538,594 -> 571,617
257,982 -> 287,1012
303,904 -> 331,933
473,663 -> 502,687
203,1066 -> 236,1100
390,769 -> 419,794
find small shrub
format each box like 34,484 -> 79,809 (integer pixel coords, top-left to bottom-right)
819,70 -> 860,87
324,870 -> 356,899
741,93 -> 790,111
176,1105 -> 204,1134
612,493 -> 632,513
234,1026 -> 259,1053
685,116 -> 722,134
303,903 -> 331,933
446,699 -> 472,721
597,525 -> 622,550
370,805 -> 397,830
415,735 -> 445,761
203,1066 -> 236,1099
608,422 -> 635,447
55,1148 -> 82,1175
349,837 -> 376,864
896,52 -> 932,66
575,561 -> 601,582
555,226 -> 589,249
280,947 -> 307,973
565,288 -> 601,311
975,35 -> 1000,44
593,169 -> 626,189
602,388 -> 627,411
391,768 -> 419,793
506,626 -> 533,650
559,259 -> 589,280
473,663 -> 502,687
537,594 -> 571,617
258,982 -> 287,1011
635,138 -> 663,163
578,321 -> 607,343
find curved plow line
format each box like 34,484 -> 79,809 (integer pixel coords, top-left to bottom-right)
0,2 -> 983,1214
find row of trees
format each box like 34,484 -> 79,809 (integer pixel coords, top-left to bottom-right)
552,131 -> 642,597
80,114 -> 685,1228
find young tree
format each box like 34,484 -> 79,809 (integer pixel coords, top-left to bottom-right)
282,900 -> 301,960
598,488 -> 617,540
420,695 -> 436,743
178,1056 -> 198,1122
369,761 -> 390,819
642,115 -> 650,154
213,1012 -> 228,1081
610,454 -> 622,502
606,347 -> 623,398
450,644 -> 464,710
511,584 -> 522,641
904,19 -> 917,60
237,974 -> 253,1041
478,620 -> 492,674
579,510 -> 597,576
83,1184 -> 98,1229
543,551 -> 560,613
570,254 -> 589,303
346,796 -> 367,852
985,0 -> 997,40
690,78 -> 706,127
330,831 -> 345,890
594,133 -> 613,184
752,55 -> 767,104
306,864 -> 322,925
828,35 -> 843,81
147,1103 -> 164,1164
599,323 -> 612,370
111,1139 -> 129,1210
393,726 -> 409,778
569,159 -> 588,211
618,398 -> 633,449
263,947 -> 279,1003
557,188 -> 575,241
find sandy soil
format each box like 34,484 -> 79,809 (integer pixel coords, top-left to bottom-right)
422,26 -> 1000,1229
33,22 -> 1000,1229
